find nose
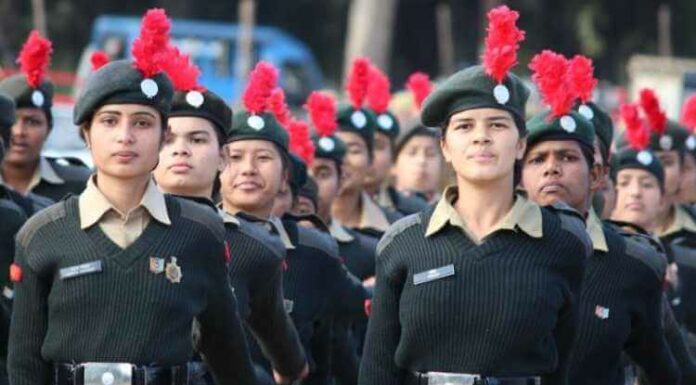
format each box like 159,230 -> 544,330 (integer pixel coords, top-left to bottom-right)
542,157 -> 561,177
170,138 -> 190,157
471,124 -> 492,146
115,123 -> 135,145
10,121 -> 25,138
240,155 -> 257,176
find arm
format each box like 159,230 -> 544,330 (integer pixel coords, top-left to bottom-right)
663,294 -> 696,384
7,242 -> 51,385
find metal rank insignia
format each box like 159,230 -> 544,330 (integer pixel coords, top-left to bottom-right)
149,257 -> 165,274
165,257 -> 182,284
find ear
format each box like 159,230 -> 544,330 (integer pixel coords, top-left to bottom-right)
515,136 -> 527,160
217,148 -> 226,172
440,137 -> 452,164
589,163 -> 603,193
82,128 -> 92,148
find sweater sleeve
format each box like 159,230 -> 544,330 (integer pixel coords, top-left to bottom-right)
7,242 -> 51,385
196,239 -> 259,385
328,261 -> 368,319
302,316 -> 333,385
625,281 -> 680,385
357,244 -> 405,385
663,295 -> 696,384
246,259 -> 306,378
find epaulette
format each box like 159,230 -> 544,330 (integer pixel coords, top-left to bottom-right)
376,213 -> 421,256
544,202 -> 592,257
175,196 -> 225,243
296,225 -> 339,257
614,226 -> 668,280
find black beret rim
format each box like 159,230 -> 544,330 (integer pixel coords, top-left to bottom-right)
395,125 -> 440,156
168,109 -> 227,141
224,134 -> 289,152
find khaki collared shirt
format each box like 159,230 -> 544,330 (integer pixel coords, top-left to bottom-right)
329,219 -> 355,243
659,205 -> 696,237
0,157 -> 65,193
79,176 -> 171,248
375,184 -> 395,210
425,185 -> 543,243
359,191 -> 392,233
220,210 -> 241,226
586,208 -> 609,252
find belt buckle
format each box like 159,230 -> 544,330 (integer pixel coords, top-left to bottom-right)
426,372 -> 480,385
81,363 -> 134,385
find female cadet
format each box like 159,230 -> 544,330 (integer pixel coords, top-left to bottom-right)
358,7 -> 591,385
519,55 -> 677,385
390,72 -> 443,203
7,10 -> 257,385
153,52 -> 307,385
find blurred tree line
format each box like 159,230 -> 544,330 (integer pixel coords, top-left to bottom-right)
1,0 -> 696,88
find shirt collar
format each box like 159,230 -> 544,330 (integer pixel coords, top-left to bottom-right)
376,184 -> 395,209
359,191 -> 392,233
28,157 -> 65,191
661,205 -> 696,236
586,209 -> 609,252
329,219 -> 355,243
425,185 -> 543,240
220,209 -> 241,226
79,176 -> 171,229
269,215 -> 296,250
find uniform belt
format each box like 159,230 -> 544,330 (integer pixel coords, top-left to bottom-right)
54,362 -> 190,385
409,371 -> 541,385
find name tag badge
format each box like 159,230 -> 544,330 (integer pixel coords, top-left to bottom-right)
59,261 -> 103,280
413,264 -> 455,285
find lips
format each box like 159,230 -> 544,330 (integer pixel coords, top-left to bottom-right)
624,202 -> 644,210
539,183 -> 566,194
113,151 -> 138,162
468,152 -> 496,162
234,180 -> 262,191
169,163 -> 193,173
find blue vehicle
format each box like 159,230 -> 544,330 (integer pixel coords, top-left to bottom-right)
75,15 -> 324,105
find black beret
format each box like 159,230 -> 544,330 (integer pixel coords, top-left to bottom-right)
289,153 -> 308,196
394,119 -> 439,157
337,104 -> 376,155
0,74 -> 54,127
575,101 -> 613,161
369,108 -> 400,139
611,148 -> 665,189
169,90 -> 231,140
313,134 -> 347,165
0,92 -> 16,130
526,110 -> 596,150
73,60 -> 174,125
227,110 -> 288,150
421,65 -> 529,130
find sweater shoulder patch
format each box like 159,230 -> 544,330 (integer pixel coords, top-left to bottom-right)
377,213 -> 422,256
619,230 -> 668,280
16,200 -> 67,247
235,218 -> 286,260
297,226 -> 339,257
176,197 -> 225,242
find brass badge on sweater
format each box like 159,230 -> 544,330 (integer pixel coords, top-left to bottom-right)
165,257 -> 182,284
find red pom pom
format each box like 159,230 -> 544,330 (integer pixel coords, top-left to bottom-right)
288,119 -> 315,166
406,72 -> 432,111
482,5 -> 525,84
639,89 -> 667,135
9,263 -> 22,283
268,88 -> 292,127
621,103 -> 650,150
242,61 -> 279,115
90,50 -> 110,71
366,65 -> 391,114
529,50 -> 573,118
568,55 -> 597,104
681,95 -> 696,132
17,30 -> 53,89
345,57 -> 371,110
131,8 -> 171,78
305,91 -> 338,138
364,299 -> 372,317
160,46 -> 202,92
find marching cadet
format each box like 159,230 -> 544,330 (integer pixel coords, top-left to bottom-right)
363,65 -> 427,215
0,31 -> 90,204
332,58 -> 402,238
391,72 -> 443,204
153,52 -> 308,385
519,54 -> 678,385
679,95 -> 696,205
359,7 -> 591,385
8,10 -> 257,385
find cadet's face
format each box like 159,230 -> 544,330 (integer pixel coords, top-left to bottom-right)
4,108 -> 49,166
85,104 -> 162,180
679,152 -> 696,204
154,117 -> 223,196
611,168 -> 664,232
219,139 -> 286,217
309,158 -> 341,219
441,108 -> 525,185
600,175 -> 617,219
656,150 -> 681,199
393,135 -> 442,194
272,179 -> 293,217
335,131 -> 369,193
365,132 -> 393,188
521,140 -> 598,214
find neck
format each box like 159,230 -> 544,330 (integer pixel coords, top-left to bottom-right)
95,172 -> 150,213
2,159 -> 39,193
332,187 -> 363,227
162,185 -> 213,201
453,175 -> 514,239
364,180 -> 381,196
222,200 -> 273,220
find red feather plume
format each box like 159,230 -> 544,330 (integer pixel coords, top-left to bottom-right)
160,46 -> 202,92
639,89 -> 667,135
621,103 -> 650,150
681,95 -> 696,131
406,72 -> 432,111
288,119 -> 315,166
90,50 -> 110,71
305,91 -> 338,138
17,30 -> 52,88
242,61 -> 279,115
345,57 -> 371,110
568,55 -> 597,104
529,50 -> 573,118
366,65 -> 391,114
269,88 -> 292,127
131,8 -> 171,78
482,5 -> 525,84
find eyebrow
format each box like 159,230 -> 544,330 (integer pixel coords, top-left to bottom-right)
450,115 -> 512,124
131,112 -> 157,118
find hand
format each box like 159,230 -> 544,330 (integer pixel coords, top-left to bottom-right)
362,276 -> 376,288
665,263 -> 679,289
273,363 -> 309,384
